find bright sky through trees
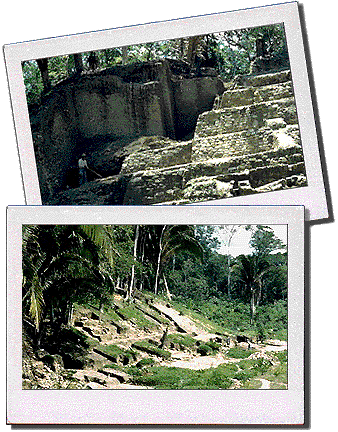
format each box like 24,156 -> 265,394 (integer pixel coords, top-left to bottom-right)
216,225 -> 287,257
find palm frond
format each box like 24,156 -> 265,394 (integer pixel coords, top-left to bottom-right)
29,275 -> 45,331
79,225 -> 120,266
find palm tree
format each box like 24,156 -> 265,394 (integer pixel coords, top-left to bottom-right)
22,225 -> 118,341
232,254 -> 271,324
153,225 -> 203,299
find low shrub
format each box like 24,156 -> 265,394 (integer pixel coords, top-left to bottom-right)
227,347 -> 255,359
132,365 -> 234,389
136,358 -> 156,368
132,341 -> 171,359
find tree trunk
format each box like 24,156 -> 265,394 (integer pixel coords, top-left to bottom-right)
128,225 -> 140,301
250,292 -> 256,325
36,58 -> 51,93
154,226 -> 166,295
186,35 -> 202,66
67,302 -> 74,326
227,256 -> 232,299
73,53 -> 84,76
154,249 -> 162,295
163,274 -> 172,301
88,52 -> 99,71
122,46 -> 128,65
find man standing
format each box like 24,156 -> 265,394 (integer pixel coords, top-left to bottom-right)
78,153 -> 88,185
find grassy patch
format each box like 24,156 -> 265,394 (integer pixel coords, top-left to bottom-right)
103,363 -> 125,371
233,356 -> 275,387
136,358 -> 156,368
102,308 -> 124,324
132,340 -> 171,359
131,364 -> 236,389
270,382 -> 287,389
262,350 -> 287,385
264,364 -> 287,384
117,305 -> 161,330
197,341 -> 220,356
241,379 -> 262,389
165,333 -> 197,350
94,344 -> 138,364
226,347 -> 256,359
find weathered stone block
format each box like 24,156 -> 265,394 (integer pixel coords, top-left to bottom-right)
194,98 -> 297,139
264,118 -> 286,129
249,164 -> 289,188
182,177 -> 233,201
220,88 -> 254,108
192,128 -> 279,162
120,139 -> 192,174
237,70 -> 291,88
254,81 -> 294,103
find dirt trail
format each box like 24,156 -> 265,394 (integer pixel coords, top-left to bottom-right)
159,340 -> 287,372
259,378 -> 271,389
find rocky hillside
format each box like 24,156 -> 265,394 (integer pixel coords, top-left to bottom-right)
50,69 -> 306,205
23,294 -> 288,390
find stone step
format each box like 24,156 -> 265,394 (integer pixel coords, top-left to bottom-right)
233,69 -> 292,88
218,80 -> 294,109
192,124 -> 300,162
120,140 -> 192,175
122,145 -> 306,205
194,97 -> 298,138
98,367 -> 131,383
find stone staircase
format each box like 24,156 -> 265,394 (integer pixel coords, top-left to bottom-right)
120,69 -> 306,204
52,69 -> 307,205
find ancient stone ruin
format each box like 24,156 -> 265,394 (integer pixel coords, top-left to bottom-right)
29,59 -> 307,205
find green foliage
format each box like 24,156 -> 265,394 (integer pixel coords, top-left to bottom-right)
165,333 -> 197,349
242,379 -> 262,389
249,225 -> 286,257
131,340 -> 171,359
197,340 -> 220,356
117,305 -> 159,329
95,345 -> 137,364
270,382 -> 287,389
131,364 -> 235,389
227,347 -> 255,359
136,358 -> 156,368
23,24 -> 289,105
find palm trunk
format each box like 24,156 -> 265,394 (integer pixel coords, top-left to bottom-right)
128,225 -> 140,301
250,292 -> 256,325
227,255 -> 232,299
67,301 -> 74,326
154,250 -> 162,295
154,226 -> 166,295
163,274 -> 172,301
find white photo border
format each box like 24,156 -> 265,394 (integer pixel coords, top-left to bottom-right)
7,204 -> 304,425
3,1 -> 327,221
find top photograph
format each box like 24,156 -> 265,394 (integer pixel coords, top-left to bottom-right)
4,2 -> 328,219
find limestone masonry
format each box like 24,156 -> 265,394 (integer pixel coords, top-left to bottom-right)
29,60 -> 307,205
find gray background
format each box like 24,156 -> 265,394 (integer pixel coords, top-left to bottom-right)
0,0 -> 338,431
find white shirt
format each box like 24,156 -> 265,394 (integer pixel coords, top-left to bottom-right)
78,158 -> 88,169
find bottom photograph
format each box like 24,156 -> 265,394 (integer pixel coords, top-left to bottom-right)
7,205 -> 304,425
22,223 -> 288,391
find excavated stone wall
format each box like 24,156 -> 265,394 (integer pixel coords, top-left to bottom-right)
32,60 -> 223,202
48,68 -> 307,205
